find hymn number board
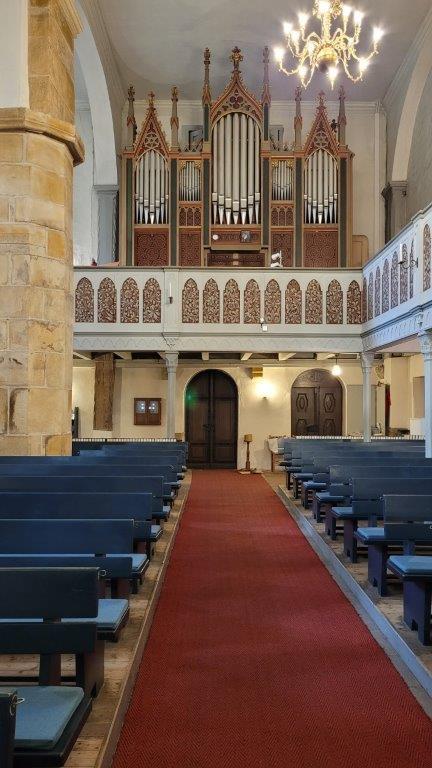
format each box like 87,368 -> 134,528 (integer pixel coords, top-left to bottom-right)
134,398 -> 162,426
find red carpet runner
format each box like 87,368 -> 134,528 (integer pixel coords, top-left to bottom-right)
113,471 -> 432,768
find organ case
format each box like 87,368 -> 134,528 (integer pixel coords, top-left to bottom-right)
120,48 -> 355,268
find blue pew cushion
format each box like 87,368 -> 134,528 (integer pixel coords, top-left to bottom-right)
303,481 -> 327,491
355,527 -> 386,543
151,524 -> 162,540
316,492 -> 345,503
0,599 -> 128,632
0,686 -> 84,749
388,556 -> 432,577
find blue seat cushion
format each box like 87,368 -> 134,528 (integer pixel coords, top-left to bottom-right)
0,686 -> 84,749
163,504 -> 171,515
316,492 -> 345,503
106,553 -> 147,573
0,599 -> 128,632
355,527 -> 386,543
303,482 -> 327,490
388,556 -> 432,577
151,524 -> 162,540
293,473 -> 313,480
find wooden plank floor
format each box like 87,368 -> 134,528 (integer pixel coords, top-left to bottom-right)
263,471 -> 432,681
0,475 -> 190,768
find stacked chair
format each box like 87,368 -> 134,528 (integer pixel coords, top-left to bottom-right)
0,439 -> 187,766
283,437 -> 432,646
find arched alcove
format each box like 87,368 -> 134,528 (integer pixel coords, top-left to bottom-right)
291,369 -> 342,437
185,370 -> 238,468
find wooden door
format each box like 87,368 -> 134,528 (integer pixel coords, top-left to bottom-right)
185,371 -> 238,468
291,370 -> 342,437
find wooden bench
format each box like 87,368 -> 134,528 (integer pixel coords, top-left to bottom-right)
0,689 -> 15,768
0,567 -> 102,766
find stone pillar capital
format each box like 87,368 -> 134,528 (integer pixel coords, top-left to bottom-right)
361,351 -> 375,371
419,331 -> 432,359
165,352 -> 179,371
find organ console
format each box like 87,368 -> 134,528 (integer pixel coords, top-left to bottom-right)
120,46 -> 357,269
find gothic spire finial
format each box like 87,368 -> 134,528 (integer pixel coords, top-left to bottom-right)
230,46 -> 243,74
261,46 -> 271,106
170,86 -> 179,150
126,84 -> 137,149
148,91 -> 155,109
338,85 -> 347,145
294,86 -> 303,149
202,47 -> 212,106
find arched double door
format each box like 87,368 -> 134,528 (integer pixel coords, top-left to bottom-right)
185,370 -> 238,468
291,369 -> 343,436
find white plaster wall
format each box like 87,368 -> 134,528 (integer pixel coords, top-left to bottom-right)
73,107 -> 96,265
126,100 -> 380,258
73,361 -> 369,470
407,68 -> 432,218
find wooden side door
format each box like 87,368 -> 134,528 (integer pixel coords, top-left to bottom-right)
211,372 -> 238,468
185,372 -> 211,467
317,385 -> 342,436
291,387 -> 317,436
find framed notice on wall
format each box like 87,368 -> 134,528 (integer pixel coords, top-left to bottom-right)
134,398 -> 162,426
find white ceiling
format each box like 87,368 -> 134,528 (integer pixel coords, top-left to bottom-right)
97,0 -> 431,102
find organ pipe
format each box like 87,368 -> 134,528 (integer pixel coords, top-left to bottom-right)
303,150 -> 338,225
134,150 -> 169,224
179,161 -> 201,202
272,161 -> 293,201
211,112 -> 261,225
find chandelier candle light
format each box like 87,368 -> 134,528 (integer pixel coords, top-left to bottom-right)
274,0 -> 384,89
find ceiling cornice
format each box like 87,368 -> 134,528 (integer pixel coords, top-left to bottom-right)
131,98 -> 378,113
77,0 -> 125,114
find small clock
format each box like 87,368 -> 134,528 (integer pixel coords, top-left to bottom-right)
134,398 -> 162,426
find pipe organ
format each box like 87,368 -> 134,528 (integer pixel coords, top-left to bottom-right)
121,48 -> 356,269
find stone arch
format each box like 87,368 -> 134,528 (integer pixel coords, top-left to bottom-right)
143,278 -> 161,323
347,281 -> 361,324
391,253 -> 399,309
75,277 -> 94,322
305,280 -> 323,324
203,279 -> 220,323
424,224 -> 431,291
223,279 -> 240,323
326,279 -> 343,324
244,279 -> 261,324
264,280 -> 281,324
382,259 -> 390,312
97,277 -> 117,323
120,277 -> 139,323
182,278 -> 199,323
285,280 -> 302,324
375,267 -> 381,317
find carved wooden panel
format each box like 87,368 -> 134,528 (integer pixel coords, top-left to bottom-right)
203,278 -> 220,323
244,279 -> 261,324
223,279 -> 240,323
410,242 -> 414,299
368,273 -> 374,321
271,206 -> 294,227
362,277 -> 367,323
134,230 -> 169,266
179,206 -> 202,227
93,353 -> 115,431
264,280 -> 281,324
120,277 -> 139,323
304,230 -> 338,268
285,280 -> 302,324
179,230 -> 201,266
143,278 -> 161,323
326,279 -> 342,324
75,277 -> 94,323
182,278 -> 199,323
375,267 -> 381,317
400,244 -> 408,304
424,224 -> 431,291
207,252 -> 264,267
271,231 -> 293,267
382,260 -> 389,313
97,277 -> 117,323
347,281 -> 361,325
305,280 -> 323,324
391,252 -> 399,308
211,229 -> 261,244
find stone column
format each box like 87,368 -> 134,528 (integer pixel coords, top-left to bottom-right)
165,352 -> 178,439
382,181 -> 407,243
0,0 -> 84,455
419,331 -> 432,458
361,352 -> 375,443
95,184 -> 118,264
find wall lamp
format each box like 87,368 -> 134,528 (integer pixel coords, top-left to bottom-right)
398,243 -> 418,270
260,317 -> 268,332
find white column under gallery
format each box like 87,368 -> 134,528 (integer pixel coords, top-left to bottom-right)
165,352 -> 178,439
419,332 -> 432,458
361,352 -> 374,443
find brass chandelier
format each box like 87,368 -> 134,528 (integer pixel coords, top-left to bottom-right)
274,0 -> 384,89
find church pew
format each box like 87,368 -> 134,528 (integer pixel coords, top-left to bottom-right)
0,567 -> 101,766
0,492 -> 161,560
0,477 -> 170,523
386,505 -> 432,644
0,520 -> 134,641
0,690 -> 15,768
325,479 -> 432,563
355,495 -> 432,596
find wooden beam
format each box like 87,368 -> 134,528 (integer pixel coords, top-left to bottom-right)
202,352 -> 210,361
93,353 -> 115,431
278,353 -> 296,362
316,353 -> 334,361
74,351 -> 93,360
241,352 -> 253,361
116,351 -> 132,360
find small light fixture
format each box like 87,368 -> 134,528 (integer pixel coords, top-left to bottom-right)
260,317 -> 268,332
332,355 -> 342,377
